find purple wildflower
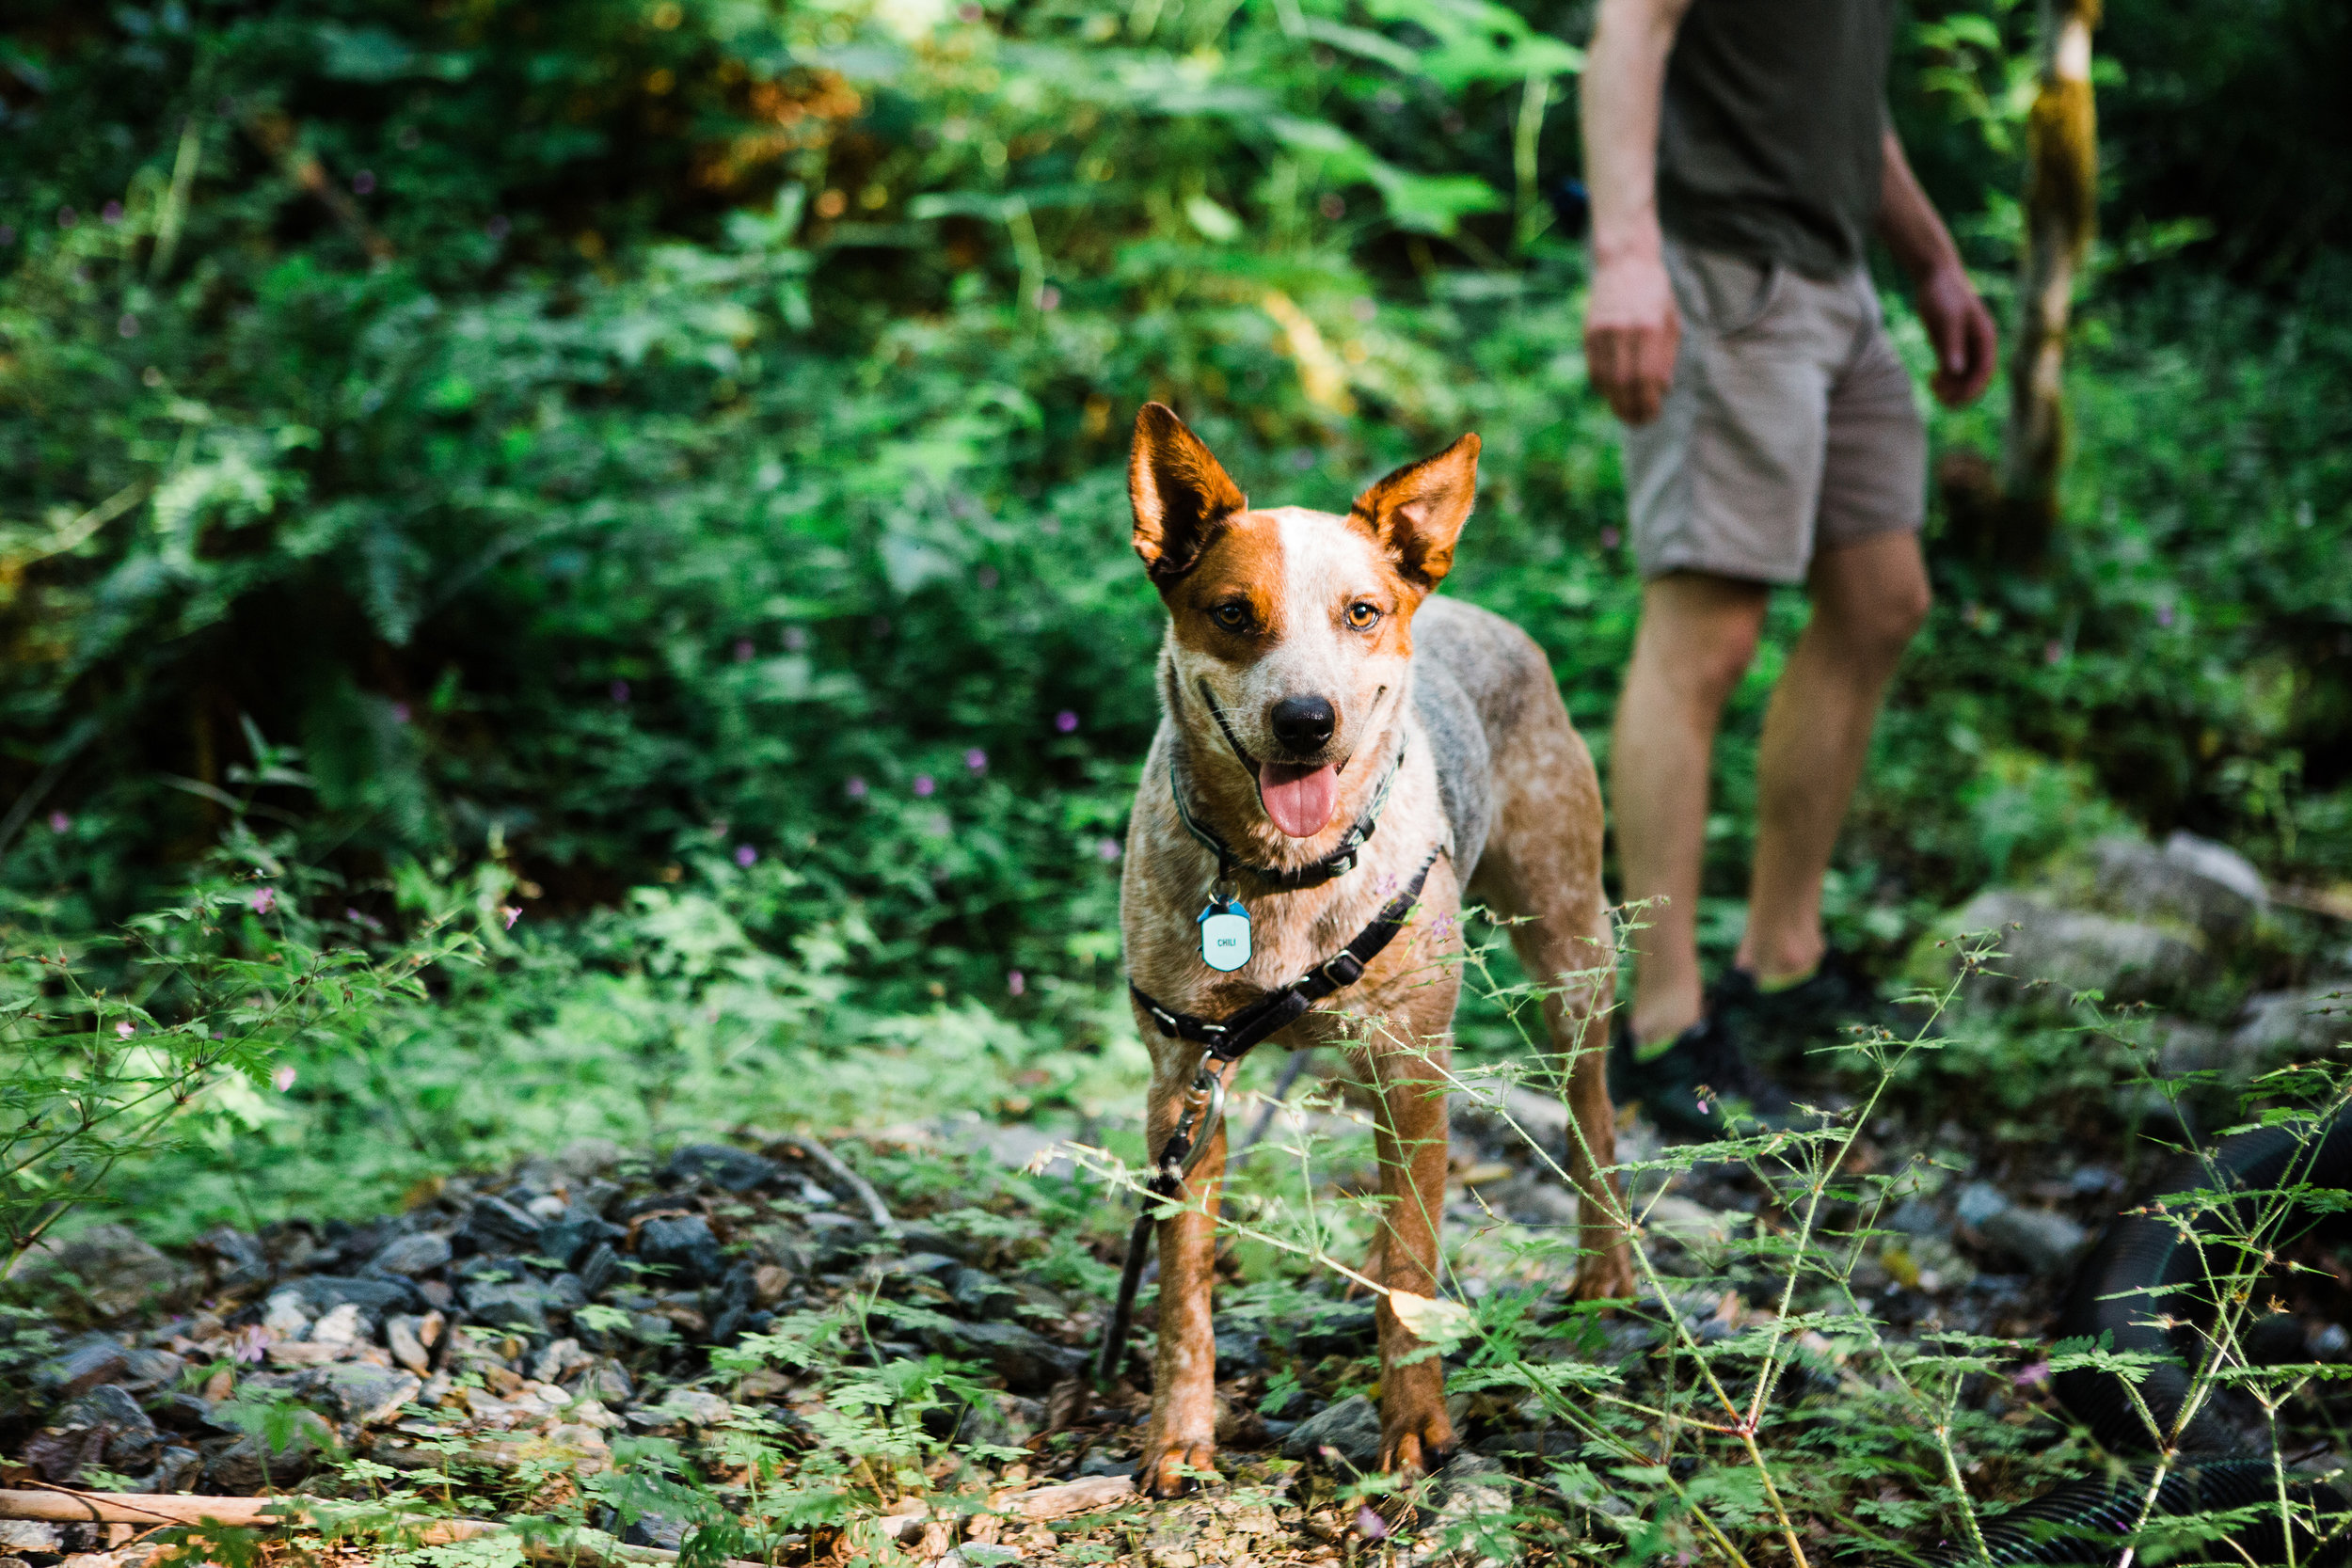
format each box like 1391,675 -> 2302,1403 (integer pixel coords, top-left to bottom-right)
1007,970 -> 1025,997
1355,1505 -> 1390,1541
249,886 -> 277,914
273,1066 -> 297,1092
734,639 -> 755,662
501,905 -> 522,929
234,1326 -> 269,1365
2044,640 -> 2065,666
116,1021 -> 134,1038
2156,605 -> 2174,627
2014,1360 -> 2051,1388
611,679 -> 630,703
1600,526 -> 1622,550
1097,837 -> 1122,862
1034,284 -> 1061,311
964,747 -> 988,774
102,200 -> 123,224
46,811 -> 69,834
734,844 -> 757,867
913,774 -> 936,798
1055,709 -> 1079,734
389,701 -> 411,723
352,170 -> 376,196
846,775 -> 869,800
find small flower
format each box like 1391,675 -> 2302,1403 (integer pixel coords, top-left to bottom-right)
1097,837 -> 1122,862
784,626 -> 809,653
46,811 -> 69,834
118,313 -> 140,338
964,747 -> 988,774
352,170 -> 376,196
1034,284 -> 1061,310
501,905 -> 522,929
1318,193 -> 1345,220
733,639 -> 755,662
1428,911 -> 1458,942
2013,1360 -> 2052,1388
913,774 -> 936,798
734,844 -> 757,867
1599,526 -> 1623,550
346,906 -> 384,932
116,1021 -> 135,1038
102,200 -> 123,224
234,1325 -> 269,1364
1007,970 -> 1025,997
273,1065 -> 297,1092
846,775 -> 869,800
1355,1505 -> 1390,1541
2155,604 -> 2174,627
1055,709 -> 1079,734
249,886 -> 277,914
611,679 -> 630,703
2044,640 -> 2065,665
389,701 -> 411,723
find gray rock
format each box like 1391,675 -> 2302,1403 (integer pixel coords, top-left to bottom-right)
577,1242 -> 621,1299
17,1224 -> 190,1319
1977,1206 -> 2090,1276
923,1319 -> 1085,1393
386,1314 -> 434,1374
2091,832 -> 2266,938
463,1279 -> 573,1334
321,1365 -> 422,1426
948,1267 -> 1021,1319
661,1143 -> 782,1194
2232,983 -> 2350,1055
201,1429 -> 320,1493
657,1389 -> 732,1425
461,1195 -> 543,1254
1949,890 -> 2204,1006
193,1226 -> 269,1291
369,1232 -> 453,1276
289,1275 -> 417,1328
38,1334 -> 131,1397
634,1213 -> 723,1286
1282,1394 -> 1383,1469
23,1386 -> 161,1483
1955,1181 -> 2009,1227
141,1445 -> 203,1493
1885,1199 -> 1942,1236
0,1521 -> 64,1552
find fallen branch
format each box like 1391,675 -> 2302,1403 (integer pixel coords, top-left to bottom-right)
876,1472 -> 1139,1541
0,1490 -> 760,1568
787,1134 -> 898,1233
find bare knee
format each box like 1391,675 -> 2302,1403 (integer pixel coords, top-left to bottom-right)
1827,574 -> 1931,664
1633,574 -> 1768,707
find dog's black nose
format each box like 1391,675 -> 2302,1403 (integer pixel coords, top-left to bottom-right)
1268,695 -> 1337,753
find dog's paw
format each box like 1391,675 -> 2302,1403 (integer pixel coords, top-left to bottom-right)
1135,1440 -> 1221,1497
1378,1407 -> 1456,1479
1571,1245 -> 1636,1303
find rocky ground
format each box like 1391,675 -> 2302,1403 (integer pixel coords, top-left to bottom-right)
3,832 -> 2344,1567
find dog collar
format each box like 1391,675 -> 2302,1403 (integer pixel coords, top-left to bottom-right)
1167,740 -> 1406,893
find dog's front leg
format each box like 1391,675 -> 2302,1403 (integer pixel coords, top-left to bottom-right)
1136,1057 -> 1229,1497
1363,1032 -> 1456,1476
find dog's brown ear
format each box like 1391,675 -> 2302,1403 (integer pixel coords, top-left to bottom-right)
1352,433 -> 1479,590
1130,403 -> 1247,585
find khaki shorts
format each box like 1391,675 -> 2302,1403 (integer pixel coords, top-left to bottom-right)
1623,240 -> 1927,585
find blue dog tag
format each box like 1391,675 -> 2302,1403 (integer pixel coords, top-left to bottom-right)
1199,897 -> 1252,973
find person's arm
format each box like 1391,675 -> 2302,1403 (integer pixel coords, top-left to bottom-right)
1581,0 -> 1694,426
1876,127 -> 1998,407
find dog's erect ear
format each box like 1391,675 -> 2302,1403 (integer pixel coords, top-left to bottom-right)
1351,433 -> 1480,590
1130,403 -> 1248,584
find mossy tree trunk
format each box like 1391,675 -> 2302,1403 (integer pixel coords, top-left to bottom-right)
2002,0 -> 2101,545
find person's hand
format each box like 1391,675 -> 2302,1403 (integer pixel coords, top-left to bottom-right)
1584,250 -> 1680,425
1915,259 -> 1997,407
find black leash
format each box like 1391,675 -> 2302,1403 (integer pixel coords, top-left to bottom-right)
1095,847 -> 1441,1386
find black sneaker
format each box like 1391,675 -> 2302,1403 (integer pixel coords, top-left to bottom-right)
1607,1011 -> 1799,1138
1711,947 -> 1886,1065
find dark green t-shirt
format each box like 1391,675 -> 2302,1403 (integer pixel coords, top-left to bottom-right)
1656,0 -> 1897,278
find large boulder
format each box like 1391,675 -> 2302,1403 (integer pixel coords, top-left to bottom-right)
2232,981 -> 2350,1055
2090,832 -> 2266,939
11,1224 -> 192,1320
22,1386 -> 161,1483
1281,1394 -> 1383,1469
1939,889 -> 2205,1006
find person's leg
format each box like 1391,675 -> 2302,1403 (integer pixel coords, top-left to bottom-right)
1611,571 -> 1771,1046
1736,530 -> 1930,983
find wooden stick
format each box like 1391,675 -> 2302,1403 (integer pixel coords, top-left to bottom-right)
875,1472 -> 1140,1540
0,1491 -> 762,1568
787,1134 -> 898,1233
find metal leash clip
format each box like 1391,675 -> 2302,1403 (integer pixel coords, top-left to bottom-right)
1162,1050 -> 1228,1184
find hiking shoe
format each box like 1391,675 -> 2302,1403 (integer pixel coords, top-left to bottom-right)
1712,947 -> 1886,1065
1608,1011 -> 1799,1138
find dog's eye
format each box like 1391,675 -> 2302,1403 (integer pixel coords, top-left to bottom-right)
1210,602 -> 1250,632
1346,601 -> 1381,630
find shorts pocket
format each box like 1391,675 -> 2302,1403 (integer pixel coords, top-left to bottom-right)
1668,244 -> 1785,340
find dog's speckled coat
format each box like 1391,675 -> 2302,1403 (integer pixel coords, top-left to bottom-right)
1119,405 -> 1634,1497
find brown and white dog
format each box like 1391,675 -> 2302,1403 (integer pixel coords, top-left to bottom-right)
1118,404 -> 1634,1496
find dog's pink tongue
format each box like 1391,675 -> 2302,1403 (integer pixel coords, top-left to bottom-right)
1260,762 -> 1341,838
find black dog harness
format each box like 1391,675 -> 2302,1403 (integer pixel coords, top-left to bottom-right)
1097,845 -> 1442,1385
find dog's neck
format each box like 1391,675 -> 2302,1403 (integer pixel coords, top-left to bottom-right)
1156,650 -> 1409,881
